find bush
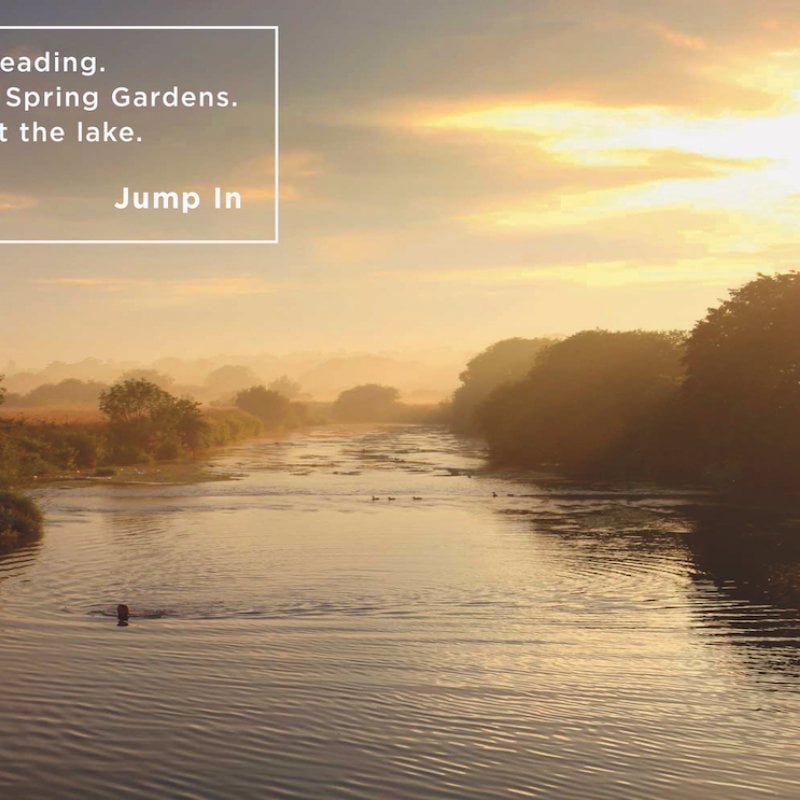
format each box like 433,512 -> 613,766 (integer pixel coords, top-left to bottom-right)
0,490 -> 43,553
0,418 -> 104,480
331,384 -> 402,422
202,408 -> 264,446
234,386 -> 311,431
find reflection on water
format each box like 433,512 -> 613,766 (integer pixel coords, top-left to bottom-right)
523,497 -> 800,682
0,540 -> 40,585
1,426 -> 800,799
685,505 -> 800,677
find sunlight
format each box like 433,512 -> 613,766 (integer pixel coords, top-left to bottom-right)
412,68 -> 800,259
418,100 -> 800,176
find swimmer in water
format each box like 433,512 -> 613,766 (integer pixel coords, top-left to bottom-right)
117,604 -> 130,626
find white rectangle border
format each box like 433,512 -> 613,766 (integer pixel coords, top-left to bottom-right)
0,25 -> 279,244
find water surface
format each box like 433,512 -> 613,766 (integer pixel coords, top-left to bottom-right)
1,426 -> 799,799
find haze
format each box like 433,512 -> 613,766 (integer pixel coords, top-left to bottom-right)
2,0 -> 797,366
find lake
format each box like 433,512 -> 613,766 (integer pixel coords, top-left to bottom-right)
1,425 -> 799,799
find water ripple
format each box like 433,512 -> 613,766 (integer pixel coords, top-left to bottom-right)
2,427 -> 800,798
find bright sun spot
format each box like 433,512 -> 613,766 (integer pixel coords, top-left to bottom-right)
409,78 -> 800,267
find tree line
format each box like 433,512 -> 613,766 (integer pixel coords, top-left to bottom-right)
447,272 -> 800,493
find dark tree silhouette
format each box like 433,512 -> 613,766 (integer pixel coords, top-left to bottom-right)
332,384 -> 401,422
235,385 -> 291,425
479,330 -> 685,472
683,271 -> 800,488
450,337 -> 552,433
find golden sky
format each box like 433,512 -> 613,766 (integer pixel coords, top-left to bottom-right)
3,0 -> 800,365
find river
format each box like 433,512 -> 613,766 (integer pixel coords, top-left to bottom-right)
1,425 -> 799,799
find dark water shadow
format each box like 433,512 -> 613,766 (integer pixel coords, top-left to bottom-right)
501,490 -> 800,681
681,503 -> 800,676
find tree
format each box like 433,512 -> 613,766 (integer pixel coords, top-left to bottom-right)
99,378 -> 171,423
479,330 -> 685,472
235,385 -> 291,427
99,378 -> 206,462
0,375 -> 5,406
332,384 -> 401,422
450,338 -> 552,432
682,271 -> 800,488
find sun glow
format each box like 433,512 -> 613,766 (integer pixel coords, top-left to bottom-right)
418,99 -> 800,172
410,81 -> 800,256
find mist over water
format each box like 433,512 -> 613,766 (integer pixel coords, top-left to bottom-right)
1,426 -> 799,799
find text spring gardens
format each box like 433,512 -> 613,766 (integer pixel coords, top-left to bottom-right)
3,85 -> 233,113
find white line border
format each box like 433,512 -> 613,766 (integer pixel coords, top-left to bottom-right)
0,25 -> 279,244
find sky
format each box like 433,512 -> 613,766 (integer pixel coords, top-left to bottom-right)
3,0 -> 800,366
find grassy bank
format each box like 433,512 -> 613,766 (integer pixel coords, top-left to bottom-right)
0,407 -> 266,552
0,406 -> 265,485
0,489 -> 43,553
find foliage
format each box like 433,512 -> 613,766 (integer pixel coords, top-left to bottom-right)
0,489 -> 43,553
478,330 -> 685,473
203,407 -> 264,445
0,384 -> 272,486
682,271 -> 800,489
99,379 -> 207,463
449,337 -> 553,433
235,386 -> 290,423
0,418 -> 103,482
331,384 -> 402,422
233,385 -> 307,430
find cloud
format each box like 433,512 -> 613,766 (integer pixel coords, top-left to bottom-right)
652,24 -> 709,52
0,193 -> 38,211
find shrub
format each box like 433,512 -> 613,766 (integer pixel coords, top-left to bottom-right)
0,490 -> 43,553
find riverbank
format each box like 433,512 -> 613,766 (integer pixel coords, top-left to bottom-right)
0,406 -> 264,485
0,406 -> 270,553
25,458 -> 240,487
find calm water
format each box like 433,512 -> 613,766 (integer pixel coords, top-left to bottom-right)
1,426 -> 800,799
